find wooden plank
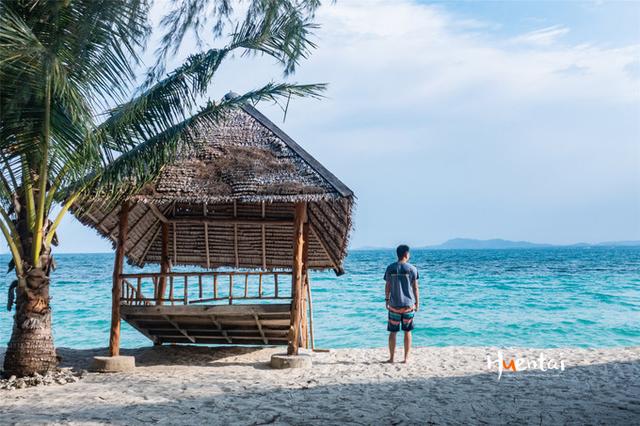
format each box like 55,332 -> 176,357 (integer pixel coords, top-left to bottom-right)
169,218 -> 293,226
149,203 -> 169,223
163,314 -> 195,343
209,315 -> 232,343
109,200 -> 129,357
121,303 -> 291,317
121,271 -> 293,279
121,314 -> 157,344
253,312 -> 268,344
158,337 -> 287,345
188,296 -> 287,304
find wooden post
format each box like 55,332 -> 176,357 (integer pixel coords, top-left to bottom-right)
300,223 -> 310,348
109,200 -> 130,357
158,222 -> 169,305
307,274 -> 315,351
287,202 -> 307,355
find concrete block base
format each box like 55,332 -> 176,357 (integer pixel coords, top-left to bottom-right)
91,356 -> 136,373
270,353 -> 312,369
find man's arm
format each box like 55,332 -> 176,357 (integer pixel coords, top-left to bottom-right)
413,279 -> 420,311
385,279 -> 391,310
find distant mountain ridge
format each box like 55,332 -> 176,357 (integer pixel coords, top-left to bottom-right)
427,238 -> 552,250
354,238 -> 640,251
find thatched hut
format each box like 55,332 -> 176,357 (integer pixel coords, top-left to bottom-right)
72,95 -> 354,356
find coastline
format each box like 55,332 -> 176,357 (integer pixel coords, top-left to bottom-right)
1,345 -> 638,424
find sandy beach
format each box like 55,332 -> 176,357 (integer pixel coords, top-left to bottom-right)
1,345 -> 638,425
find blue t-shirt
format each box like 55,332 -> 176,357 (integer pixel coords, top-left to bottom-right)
384,261 -> 419,308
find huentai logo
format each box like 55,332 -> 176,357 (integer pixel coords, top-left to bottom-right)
486,351 -> 566,380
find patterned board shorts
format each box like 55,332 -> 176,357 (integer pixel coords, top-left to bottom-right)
387,309 -> 415,332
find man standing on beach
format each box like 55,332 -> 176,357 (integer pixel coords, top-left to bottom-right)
385,245 -> 420,363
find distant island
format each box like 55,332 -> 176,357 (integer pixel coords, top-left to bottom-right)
355,238 -> 640,251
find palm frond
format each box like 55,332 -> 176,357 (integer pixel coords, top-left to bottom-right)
147,0 -> 322,83
98,6 -> 320,154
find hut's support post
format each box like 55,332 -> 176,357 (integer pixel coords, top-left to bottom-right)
300,223 -> 310,348
109,200 -> 130,357
158,222 -> 170,305
307,273 -> 315,351
288,202 -> 307,355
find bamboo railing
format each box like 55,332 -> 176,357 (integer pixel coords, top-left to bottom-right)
119,271 -> 292,306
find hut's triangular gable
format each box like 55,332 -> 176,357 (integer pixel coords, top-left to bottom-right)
72,102 -> 354,274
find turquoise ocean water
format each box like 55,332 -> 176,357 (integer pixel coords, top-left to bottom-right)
0,247 -> 639,349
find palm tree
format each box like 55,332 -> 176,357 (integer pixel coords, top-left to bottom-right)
0,0 -> 324,377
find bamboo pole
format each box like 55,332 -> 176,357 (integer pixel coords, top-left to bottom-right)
173,222 -> 177,263
204,223 -> 210,269
287,202 -> 307,355
307,274 -> 315,351
158,222 -> 169,305
109,200 -> 129,357
261,201 -> 266,269
300,223 -> 310,348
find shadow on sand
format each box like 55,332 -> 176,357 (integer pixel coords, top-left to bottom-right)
54,345 -> 270,370
1,345 -> 638,424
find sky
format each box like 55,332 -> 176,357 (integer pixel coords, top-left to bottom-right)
48,0 -> 640,253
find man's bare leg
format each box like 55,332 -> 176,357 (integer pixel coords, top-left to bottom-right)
386,332 -> 397,363
402,331 -> 412,363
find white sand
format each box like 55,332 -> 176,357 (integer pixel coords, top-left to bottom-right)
1,345 -> 639,425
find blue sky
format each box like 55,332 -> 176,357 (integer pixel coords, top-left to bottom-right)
45,0 -> 640,253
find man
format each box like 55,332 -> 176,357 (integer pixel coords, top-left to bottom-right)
384,244 -> 420,363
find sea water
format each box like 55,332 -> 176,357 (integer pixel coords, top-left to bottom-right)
0,247 -> 638,349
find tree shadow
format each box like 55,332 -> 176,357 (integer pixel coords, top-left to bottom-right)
54,345 -> 271,370
0,357 -> 638,424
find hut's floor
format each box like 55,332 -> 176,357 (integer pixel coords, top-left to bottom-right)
121,304 -> 291,346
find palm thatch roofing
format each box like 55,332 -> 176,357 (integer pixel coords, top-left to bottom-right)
71,96 -> 354,275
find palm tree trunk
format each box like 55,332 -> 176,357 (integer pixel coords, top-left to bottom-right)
3,265 -> 57,377
3,192 -> 57,377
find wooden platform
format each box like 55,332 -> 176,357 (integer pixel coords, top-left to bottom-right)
121,304 -> 291,346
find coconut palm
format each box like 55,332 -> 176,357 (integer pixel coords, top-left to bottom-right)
0,0 -> 324,377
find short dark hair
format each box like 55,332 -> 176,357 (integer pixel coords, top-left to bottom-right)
396,244 -> 410,260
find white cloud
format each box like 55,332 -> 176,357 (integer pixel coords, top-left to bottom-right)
510,25 -> 570,46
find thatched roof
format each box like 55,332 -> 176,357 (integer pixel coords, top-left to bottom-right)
72,98 -> 354,274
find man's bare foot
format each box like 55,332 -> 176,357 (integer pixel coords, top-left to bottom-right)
401,358 -> 410,364
383,358 -> 394,363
